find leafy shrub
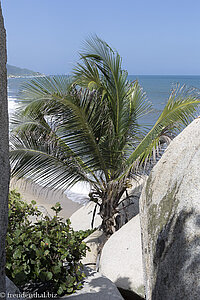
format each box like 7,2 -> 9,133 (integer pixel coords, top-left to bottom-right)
6,190 -> 93,295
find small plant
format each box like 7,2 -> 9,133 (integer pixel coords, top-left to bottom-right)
6,190 -> 93,295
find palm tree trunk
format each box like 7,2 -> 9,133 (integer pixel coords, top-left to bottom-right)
100,201 -> 116,236
99,181 -> 126,236
0,3 -> 9,298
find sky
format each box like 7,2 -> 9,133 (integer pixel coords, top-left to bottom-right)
1,0 -> 200,75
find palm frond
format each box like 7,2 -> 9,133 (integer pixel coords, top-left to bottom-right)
73,36 -> 153,177
74,35 -> 132,136
125,84 -> 200,173
19,75 -> 72,101
10,125 -> 99,191
10,78 -> 114,186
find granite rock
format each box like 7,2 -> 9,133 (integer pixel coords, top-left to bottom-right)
70,202 -> 101,231
99,215 -> 145,298
81,230 -> 107,270
140,118 -> 200,299
6,277 -> 23,300
0,3 -> 10,297
64,267 -> 123,300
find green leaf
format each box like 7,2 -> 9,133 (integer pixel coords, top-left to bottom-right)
52,265 -> 61,274
66,219 -> 71,225
13,249 -> 21,259
20,233 -> 26,240
30,244 -> 37,251
24,240 -> 31,247
44,250 -> 50,256
36,249 -> 43,257
67,287 -> 73,293
30,259 -> 36,265
6,263 -> 12,270
57,286 -> 64,295
6,236 -> 12,245
36,231 -> 42,238
46,272 -> 53,280
14,229 -> 21,237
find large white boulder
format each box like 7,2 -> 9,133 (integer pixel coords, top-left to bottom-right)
117,176 -> 148,228
140,118 -> 200,299
81,230 -> 107,269
70,202 -> 102,231
65,267 -> 123,300
99,214 -> 145,298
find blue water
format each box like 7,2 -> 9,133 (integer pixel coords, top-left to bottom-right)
129,75 -> 200,105
8,75 -> 200,124
129,75 -> 200,124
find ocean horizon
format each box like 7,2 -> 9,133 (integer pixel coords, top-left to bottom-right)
8,74 -> 200,123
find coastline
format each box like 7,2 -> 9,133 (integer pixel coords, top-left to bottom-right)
7,74 -> 45,79
10,178 -> 82,219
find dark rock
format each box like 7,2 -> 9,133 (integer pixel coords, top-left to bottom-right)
0,3 -> 9,298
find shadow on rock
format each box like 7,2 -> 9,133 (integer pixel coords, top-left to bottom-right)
64,267 -> 123,299
152,209 -> 200,300
115,277 -> 144,300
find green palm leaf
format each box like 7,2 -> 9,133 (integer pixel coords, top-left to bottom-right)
124,84 -> 200,174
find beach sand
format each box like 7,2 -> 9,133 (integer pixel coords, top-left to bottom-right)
10,179 -> 82,219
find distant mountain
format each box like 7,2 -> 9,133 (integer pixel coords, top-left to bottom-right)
7,64 -> 42,77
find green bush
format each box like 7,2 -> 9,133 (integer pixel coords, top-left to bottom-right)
6,190 -> 93,295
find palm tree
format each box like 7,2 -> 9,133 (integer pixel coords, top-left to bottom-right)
10,36 -> 200,236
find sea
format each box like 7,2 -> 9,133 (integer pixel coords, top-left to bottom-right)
8,75 -> 200,124
8,75 -> 200,202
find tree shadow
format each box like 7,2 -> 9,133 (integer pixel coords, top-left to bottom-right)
118,287 -> 144,300
152,209 -> 200,299
115,277 -> 144,300
63,267 -> 123,299
64,270 -> 145,300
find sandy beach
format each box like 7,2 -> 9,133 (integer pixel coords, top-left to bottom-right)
10,178 -> 83,219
